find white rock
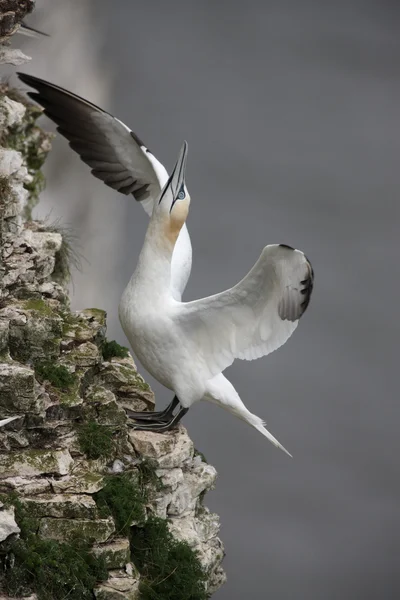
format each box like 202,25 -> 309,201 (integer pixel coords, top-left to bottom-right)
0,96 -> 26,129
0,148 -> 25,179
50,459 -> 104,494
94,569 -> 140,599
0,449 -> 73,479
130,425 -> 193,468
167,463 -> 217,516
168,510 -> 221,548
207,564 -> 227,595
20,494 -> 98,518
0,47 -> 31,65
155,467 -> 184,491
150,489 -> 173,519
22,229 -> 63,257
196,536 -> 225,574
0,476 -> 52,495
0,307 -> 27,325
112,459 -> 125,473
0,505 -> 20,542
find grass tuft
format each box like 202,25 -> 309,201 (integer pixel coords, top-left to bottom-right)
38,217 -> 83,285
94,473 -> 146,535
0,495 -> 108,600
35,362 -> 76,390
77,421 -> 114,460
131,516 -> 207,600
102,339 -> 129,361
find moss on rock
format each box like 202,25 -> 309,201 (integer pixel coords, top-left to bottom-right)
131,516 -> 207,600
94,474 -> 147,535
35,362 -> 76,389
77,421 -> 115,460
92,539 -> 131,570
0,494 -> 108,600
102,339 -> 129,361
38,516 -> 115,544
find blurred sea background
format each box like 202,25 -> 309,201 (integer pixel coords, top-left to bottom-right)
12,2 -> 400,598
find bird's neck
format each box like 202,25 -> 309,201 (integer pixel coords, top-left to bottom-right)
133,222 -> 176,296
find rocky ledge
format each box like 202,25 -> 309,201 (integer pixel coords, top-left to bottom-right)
0,59 -> 225,600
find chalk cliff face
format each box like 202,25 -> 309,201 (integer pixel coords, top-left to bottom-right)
0,54 -> 225,600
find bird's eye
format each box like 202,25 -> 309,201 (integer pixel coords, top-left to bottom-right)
177,183 -> 186,200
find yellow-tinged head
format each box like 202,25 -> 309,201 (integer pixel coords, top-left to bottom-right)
154,142 -> 191,247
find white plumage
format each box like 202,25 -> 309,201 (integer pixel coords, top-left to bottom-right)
119,143 -> 314,455
18,75 -> 314,455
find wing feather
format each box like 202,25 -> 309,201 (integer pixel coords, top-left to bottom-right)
175,244 -> 313,379
17,73 -> 193,301
17,72 -> 168,207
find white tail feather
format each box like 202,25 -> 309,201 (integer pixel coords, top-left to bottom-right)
204,373 -> 292,457
243,411 -> 292,457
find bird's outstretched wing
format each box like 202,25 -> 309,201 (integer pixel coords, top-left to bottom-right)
175,244 -> 313,379
17,73 -> 193,300
17,72 -> 168,215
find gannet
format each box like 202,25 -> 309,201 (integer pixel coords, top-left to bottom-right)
17,73 -> 192,302
119,143 -> 314,455
17,75 -> 314,454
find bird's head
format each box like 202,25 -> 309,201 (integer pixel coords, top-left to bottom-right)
155,141 -> 190,245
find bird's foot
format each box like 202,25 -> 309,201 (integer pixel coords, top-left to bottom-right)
125,395 -> 180,425
125,409 -> 171,423
129,407 -> 188,433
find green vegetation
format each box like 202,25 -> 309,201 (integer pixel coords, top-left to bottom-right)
133,374 -> 151,392
137,458 -> 163,491
0,496 -> 108,600
94,460 -> 162,534
77,421 -> 114,460
94,473 -> 146,535
0,175 -> 12,198
23,169 -> 45,209
131,516 -> 207,600
40,219 -> 82,285
23,298 -> 54,316
102,339 -> 129,361
35,362 -> 76,390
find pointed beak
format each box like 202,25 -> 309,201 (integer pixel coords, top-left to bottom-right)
158,141 -> 188,208
170,141 -> 188,199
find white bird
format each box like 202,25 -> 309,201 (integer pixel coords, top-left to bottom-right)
17,75 -> 314,454
17,73 -> 192,301
119,143 -> 314,456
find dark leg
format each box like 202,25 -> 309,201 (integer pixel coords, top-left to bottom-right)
125,396 -> 179,423
130,407 -> 188,432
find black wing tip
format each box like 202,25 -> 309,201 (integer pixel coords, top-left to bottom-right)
278,254 -> 315,322
305,254 -> 314,280
299,258 -> 314,316
279,244 -> 295,251
129,130 -> 146,150
17,72 -> 42,87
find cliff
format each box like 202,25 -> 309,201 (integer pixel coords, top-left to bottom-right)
0,31 -> 225,600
